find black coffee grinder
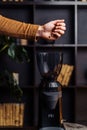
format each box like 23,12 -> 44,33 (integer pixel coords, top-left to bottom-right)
36,51 -> 65,130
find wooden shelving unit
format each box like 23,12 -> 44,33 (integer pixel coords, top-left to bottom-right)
0,0 -> 87,129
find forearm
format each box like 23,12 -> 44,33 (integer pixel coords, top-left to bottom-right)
0,15 -> 39,40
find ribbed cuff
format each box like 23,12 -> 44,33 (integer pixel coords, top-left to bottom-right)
27,24 -> 39,41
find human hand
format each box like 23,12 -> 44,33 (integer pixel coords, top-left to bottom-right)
36,19 -> 66,41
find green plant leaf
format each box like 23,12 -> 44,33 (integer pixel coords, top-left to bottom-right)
7,42 -> 30,63
8,43 -> 15,59
0,69 -> 23,101
0,44 -> 9,53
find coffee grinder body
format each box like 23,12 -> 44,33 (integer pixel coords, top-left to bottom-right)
36,52 -> 65,130
39,80 -> 64,130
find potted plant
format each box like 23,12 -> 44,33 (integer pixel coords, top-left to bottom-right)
0,35 -> 29,101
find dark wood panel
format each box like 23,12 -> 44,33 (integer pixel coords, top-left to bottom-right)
75,88 -> 87,125
76,48 -> 87,86
78,6 -> 87,44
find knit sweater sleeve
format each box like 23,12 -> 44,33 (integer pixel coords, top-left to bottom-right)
0,15 -> 39,41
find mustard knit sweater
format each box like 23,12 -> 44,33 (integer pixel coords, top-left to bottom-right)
0,15 -> 39,41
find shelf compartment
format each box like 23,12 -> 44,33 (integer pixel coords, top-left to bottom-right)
35,47 -> 75,86
62,87 -> 75,122
75,87 -> 87,125
77,5 -> 87,44
0,47 -> 35,86
0,5 -> 34,23
34,5 -> 74,45
0,88 -> 34,127
76,47 -> 87,86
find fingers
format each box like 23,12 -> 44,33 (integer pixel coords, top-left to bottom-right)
56,19 -> 65,23
54,28 -> 66,34
49,31 -> 64,41
53,30 -> 65,36
52,32 -> 61,39
55,22 -> 66,29
52,19 -> 65,25
52,21 -> 66,37
51,25 -> 66,39
54,26 -> 66,32
56,22 -> 66,27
